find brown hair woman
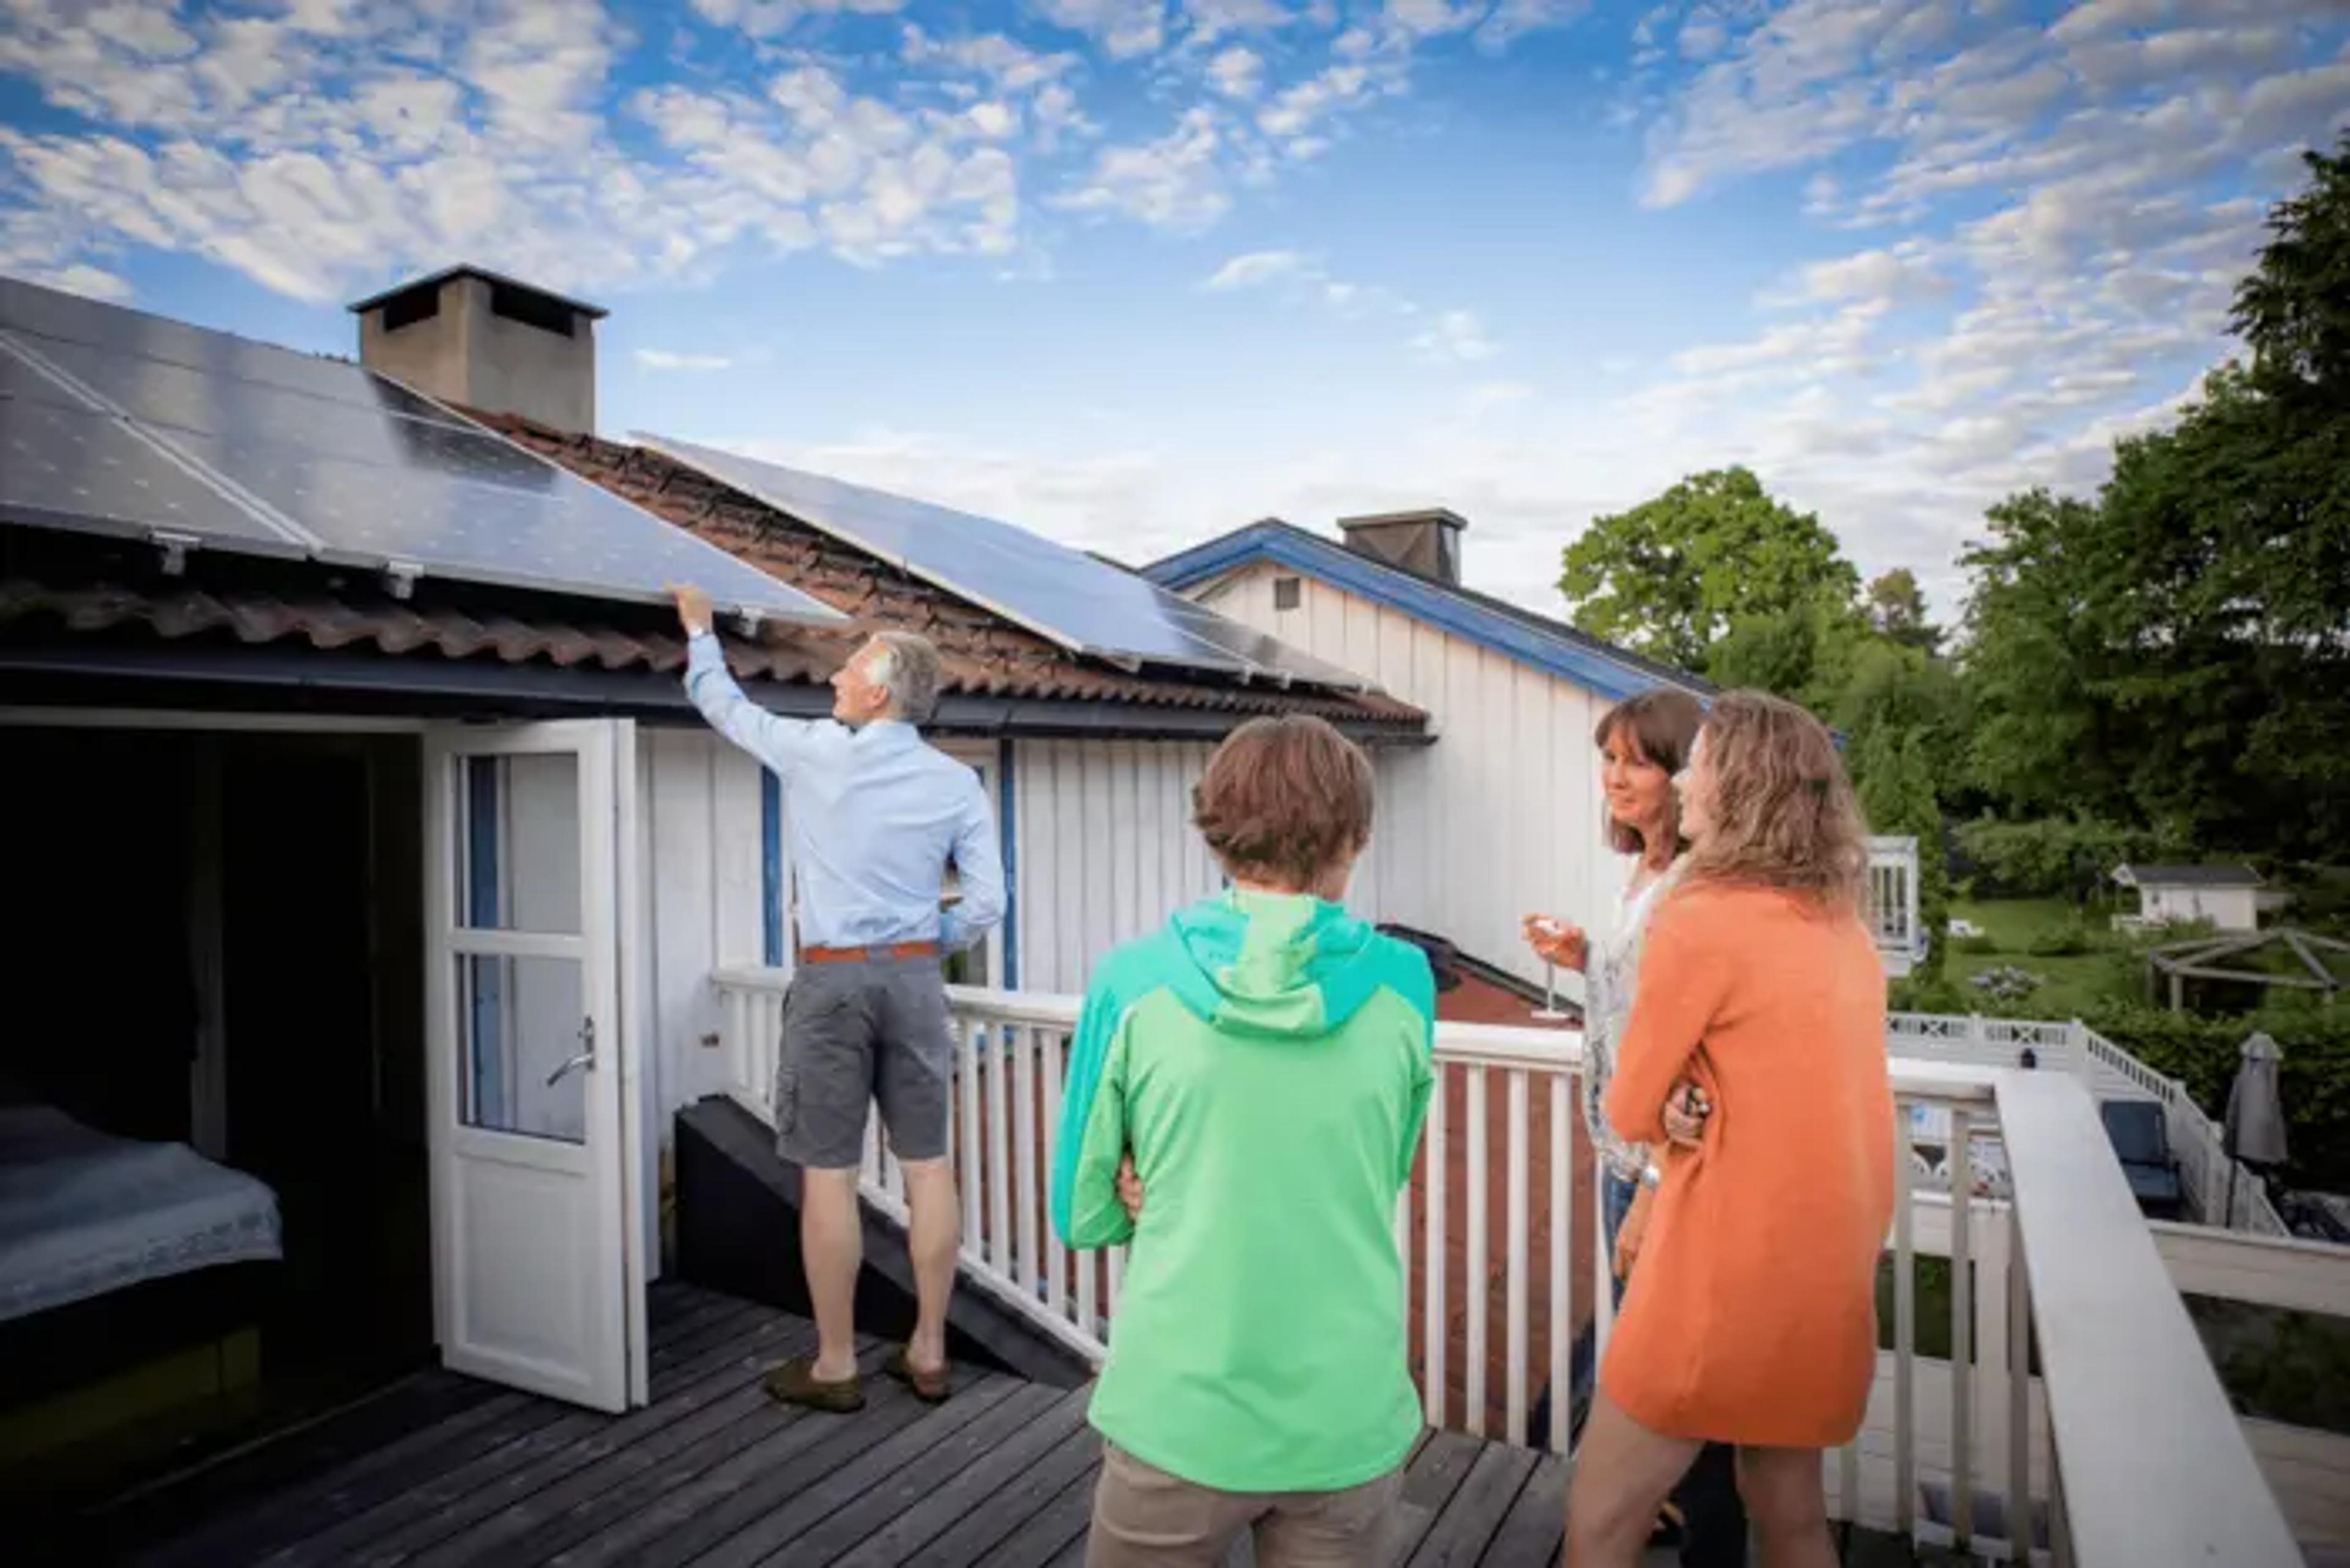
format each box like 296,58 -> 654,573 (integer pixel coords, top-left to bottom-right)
1564,692 -> 1895,1568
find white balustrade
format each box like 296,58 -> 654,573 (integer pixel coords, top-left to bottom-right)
712,970 -> 2310,1564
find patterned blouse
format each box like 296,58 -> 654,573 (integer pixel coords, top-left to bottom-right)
1581,857 -> 1685,1182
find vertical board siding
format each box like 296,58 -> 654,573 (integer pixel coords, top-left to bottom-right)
646,730 -> 768,1129
1188,562 -> 1628,988
1012,739 -> 1224,995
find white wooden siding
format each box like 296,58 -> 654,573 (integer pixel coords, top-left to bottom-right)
642,729 -> 766,1159
1195,562 -> 1627,990
1009,739 -> 1227,995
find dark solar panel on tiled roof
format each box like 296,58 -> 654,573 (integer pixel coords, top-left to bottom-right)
0,274 -> 843,629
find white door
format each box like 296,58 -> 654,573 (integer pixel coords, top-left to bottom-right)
423,719 -> 647,1411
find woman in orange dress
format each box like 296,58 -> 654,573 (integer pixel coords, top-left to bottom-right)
1564,692 -> 1895,1568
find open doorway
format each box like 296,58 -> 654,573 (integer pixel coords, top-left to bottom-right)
0,725 -> 431,1512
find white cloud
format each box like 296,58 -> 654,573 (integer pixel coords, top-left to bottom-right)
1203,248 -> 1311,289
688,0 -> 911,40
1475,0 -> 1592,54
1184,0 -> 1294,47
636,348 -> 736,371
1028,0 -> 1166,59
1413,308 -> 1498,364
1056,107 -> 1228,230
1208,45 -> 1266,99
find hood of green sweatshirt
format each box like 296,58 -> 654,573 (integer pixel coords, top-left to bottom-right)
1160,888 -> 1402,1040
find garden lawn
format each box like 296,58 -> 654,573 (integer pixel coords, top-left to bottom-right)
1945,896 -> 2137,1017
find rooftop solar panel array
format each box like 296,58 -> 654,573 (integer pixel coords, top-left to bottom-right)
639,435 -> 1378,692
0,277 -> 843,628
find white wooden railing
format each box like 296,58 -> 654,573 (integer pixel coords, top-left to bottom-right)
714,970 -> 1586,1446
1889,1012 -> 2291,1236
714,971 -> 2311,1564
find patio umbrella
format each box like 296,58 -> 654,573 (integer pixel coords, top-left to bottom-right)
2223,1032 -> 2288,1221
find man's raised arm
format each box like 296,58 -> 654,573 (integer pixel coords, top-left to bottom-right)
671,583 -> 824,778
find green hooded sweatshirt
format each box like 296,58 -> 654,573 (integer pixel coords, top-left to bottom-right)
1048,889 -> 1436,1493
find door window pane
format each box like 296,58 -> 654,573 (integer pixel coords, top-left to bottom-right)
456,754 -> 581,935
459,954 -> 588,1142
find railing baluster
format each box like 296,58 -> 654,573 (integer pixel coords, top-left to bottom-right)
1951,1108 -> 1975,1548
1895,1096 -> 1917,1537
986,1023 -> 1012,1279
1423,1061 -> 1448,1428
1466,1064 -> 1488,1439
958,1015 -> 983,1264
1106,1243 -> 1124,1319
1013,1023 -> 1040,1305
1548,1074 -> 1570,1455
1505,1068 -> 1529,1446
725,985 -> 748,1107
1076,1245 -> 1098,1346
2009,1202 -> 2031,1561
1043,1029 -> 1068,1323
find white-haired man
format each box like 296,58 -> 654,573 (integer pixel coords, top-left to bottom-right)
671,584 -> 1004,1411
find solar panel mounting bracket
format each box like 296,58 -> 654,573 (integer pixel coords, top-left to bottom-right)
384,560 -> 423,601
731,606 -> 764,638
152,529 -> 199,577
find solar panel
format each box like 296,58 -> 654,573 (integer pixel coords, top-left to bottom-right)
0,397 -> 302,553
0,278 -> 843,628
640,435 -> 1376,692
0,277 -> 470,428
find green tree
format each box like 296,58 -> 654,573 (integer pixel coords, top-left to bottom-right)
1866,569 -> 1942,654
1559,467 -> 1859,673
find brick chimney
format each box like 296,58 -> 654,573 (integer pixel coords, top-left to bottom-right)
1338,508 -> 1467,585
348,265 -> 605,435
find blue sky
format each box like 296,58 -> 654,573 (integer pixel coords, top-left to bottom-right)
3,0 -> 2344,619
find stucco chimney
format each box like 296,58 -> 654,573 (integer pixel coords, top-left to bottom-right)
1337,508 -> 1468,585
348,264 -> 605,435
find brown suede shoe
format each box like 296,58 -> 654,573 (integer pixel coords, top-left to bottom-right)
763,1356 -> 865,1413
884,1346 -> 952,1404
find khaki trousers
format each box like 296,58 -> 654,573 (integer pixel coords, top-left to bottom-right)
1085,1443 -> 1402,1568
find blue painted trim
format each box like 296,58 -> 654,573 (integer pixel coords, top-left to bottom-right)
760,767 -> 783,967
464,756 -> 505,1127
1147,523 -> 1703,704
998,741 -> 1018,991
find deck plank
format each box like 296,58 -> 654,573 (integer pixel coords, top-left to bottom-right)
902,1425 -> 1106,1568
268,1312 -> 816,1568
712,1381 -> 1069,1568
813,1389 -> 1097,1568
969,1466 -> 1103,1568
156,1301 -> 779,1568
82,1370 -> 505,1561
1472,1450 -> 1568,1568
99,1287 -> 1918,1568
1386,1430 -> 1489,1566
554,1375 -> 1019,1568
1403,1443 -> 1542,1568
495,1340 -> 901,1568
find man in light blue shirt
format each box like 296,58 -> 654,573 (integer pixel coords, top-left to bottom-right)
671,584 -> 1004,1413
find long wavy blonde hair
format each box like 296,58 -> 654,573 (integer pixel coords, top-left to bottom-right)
1680,690 -> 1870,917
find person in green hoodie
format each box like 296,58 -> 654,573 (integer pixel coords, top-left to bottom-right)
1050,714 -> 1436,1568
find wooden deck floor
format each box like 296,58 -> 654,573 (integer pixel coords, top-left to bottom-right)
51,1285 -> 1928,1568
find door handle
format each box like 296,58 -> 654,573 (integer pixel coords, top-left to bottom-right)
547,1018 -> 595,1086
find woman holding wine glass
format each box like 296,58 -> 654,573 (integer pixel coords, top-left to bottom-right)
1523,686 -> 1745,1567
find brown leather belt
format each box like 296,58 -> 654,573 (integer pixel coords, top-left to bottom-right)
799,941 -> 940,964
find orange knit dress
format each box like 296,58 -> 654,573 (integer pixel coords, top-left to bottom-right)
1599,883 -> 1895,1448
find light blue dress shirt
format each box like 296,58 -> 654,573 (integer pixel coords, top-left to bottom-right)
685,632 -> 1005,954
